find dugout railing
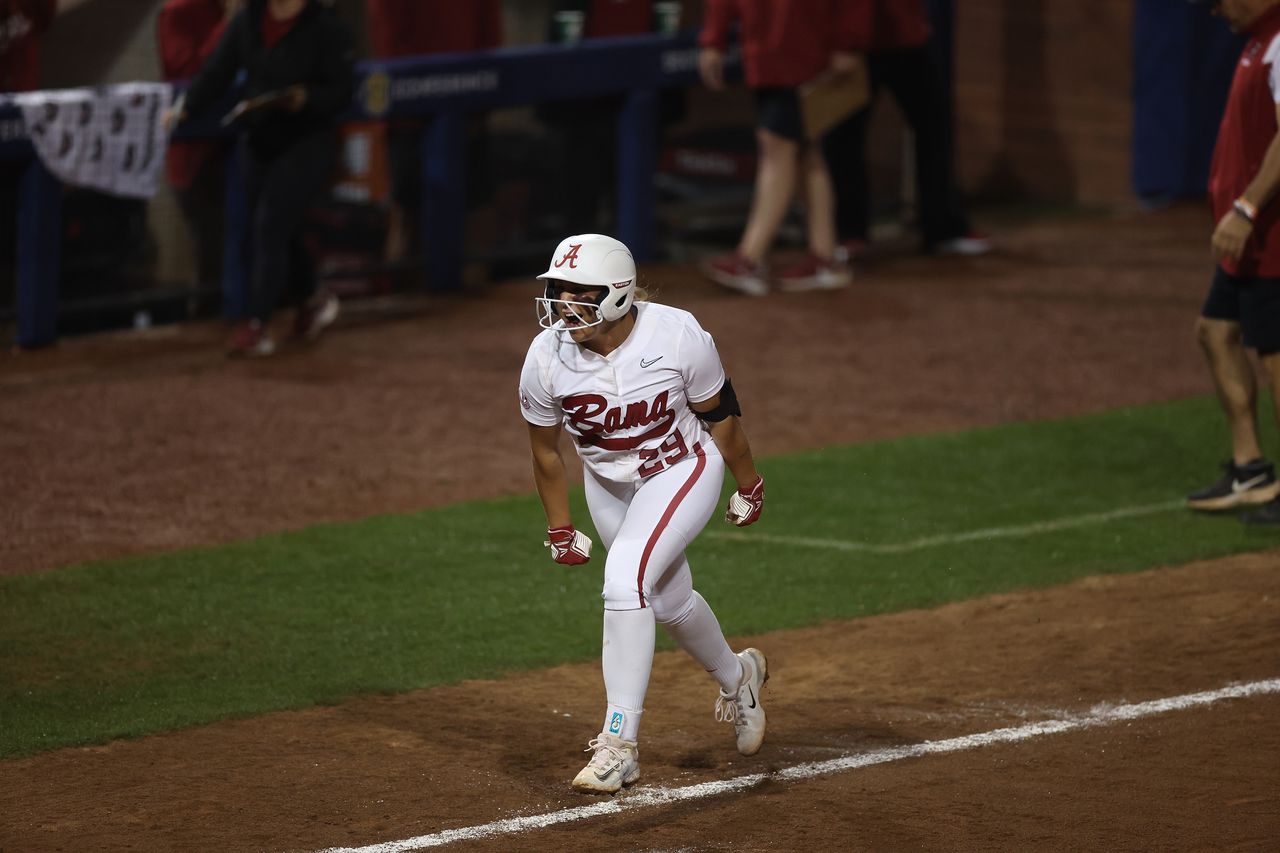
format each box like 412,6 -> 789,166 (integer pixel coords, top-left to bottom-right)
0,29 -> 736,349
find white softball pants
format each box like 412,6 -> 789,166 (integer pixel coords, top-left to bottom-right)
584,443 -> 742,740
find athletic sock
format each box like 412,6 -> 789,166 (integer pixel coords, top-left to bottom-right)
601,606 -> 655,742
658,591 -> 742,694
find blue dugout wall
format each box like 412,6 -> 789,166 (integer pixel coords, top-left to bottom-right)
1132,0 -> 1243,204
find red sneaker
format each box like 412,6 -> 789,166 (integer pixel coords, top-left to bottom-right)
776,253 -> 851,292
293,290 -> 340,341
703,252 -> 769,297
226,319 -> 275,358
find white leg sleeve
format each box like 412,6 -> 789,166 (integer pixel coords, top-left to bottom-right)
600,606 -> 655,742
656,587 -> 742,695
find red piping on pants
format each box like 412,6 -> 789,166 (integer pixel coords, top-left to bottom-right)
636,442 -> 706,608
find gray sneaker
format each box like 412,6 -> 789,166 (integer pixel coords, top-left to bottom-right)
715,648 -> 768,756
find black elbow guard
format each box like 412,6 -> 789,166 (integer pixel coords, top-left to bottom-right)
694,377 -> 742,423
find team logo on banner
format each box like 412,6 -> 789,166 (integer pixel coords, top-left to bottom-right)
363,70 -> 391,117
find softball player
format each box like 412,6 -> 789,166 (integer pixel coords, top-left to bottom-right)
520,234 -> 769,794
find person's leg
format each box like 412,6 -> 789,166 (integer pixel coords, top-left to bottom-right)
569,469 -> 651,794
738,127 -> 799,263
647,560 -> 741,693
881,46 -> 970,248
800,141 -> 837,260
248,132 -> 338,324
823,105 -> 873,245
1195,316 -> 1263,464
1189,268 -> 1280,509
1238,277 -> 1280,522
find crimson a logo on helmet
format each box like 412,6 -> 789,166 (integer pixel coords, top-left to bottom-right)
554,243 -> 582,269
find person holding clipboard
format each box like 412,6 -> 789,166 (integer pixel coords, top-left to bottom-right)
698,0 -> 870,295
166,0 -> 355,357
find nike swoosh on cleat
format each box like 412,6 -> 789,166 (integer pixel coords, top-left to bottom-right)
746,686 -> 756,709
640,356 -> 663,368
1232,474 -> 1268,493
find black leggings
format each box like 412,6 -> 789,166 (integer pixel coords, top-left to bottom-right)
825,45 -> 969,249
240,130 -> 337,323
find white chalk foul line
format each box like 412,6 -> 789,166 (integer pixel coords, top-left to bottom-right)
705,499 -> 1184,555
310,677 -> 1280,853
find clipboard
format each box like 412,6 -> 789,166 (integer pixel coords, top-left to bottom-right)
798,62 -> 870,141
221,89 -> 294,127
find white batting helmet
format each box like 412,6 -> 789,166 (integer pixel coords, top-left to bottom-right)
535,234 -> 637,331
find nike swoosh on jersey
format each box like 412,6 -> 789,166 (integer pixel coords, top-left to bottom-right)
1232,473 -> 1268,493
640,356 -> 663,368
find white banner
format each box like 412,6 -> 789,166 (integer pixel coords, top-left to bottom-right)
13,82 -> 174,199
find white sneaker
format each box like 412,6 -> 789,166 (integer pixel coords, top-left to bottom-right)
715,647 -> 768,756
571,732 -> 641,794
933,232 -> 992,256
776,254 -> 851,292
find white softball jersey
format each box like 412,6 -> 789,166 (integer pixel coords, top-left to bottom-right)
522,300 -> 739,618
519,301 -> 726,483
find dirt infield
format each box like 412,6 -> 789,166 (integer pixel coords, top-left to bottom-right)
3,205 -> 1279,850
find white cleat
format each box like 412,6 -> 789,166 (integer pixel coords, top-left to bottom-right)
715,647 -> 769,756
571,732 -> 641,794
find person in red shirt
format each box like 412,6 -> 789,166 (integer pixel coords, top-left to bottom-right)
365,0 -> 503,264
157,0 -> 240,299
1188,0 -> 1280,523
0,0 -> 55,93
823,0 -> 988,261
698,0 -> 868,295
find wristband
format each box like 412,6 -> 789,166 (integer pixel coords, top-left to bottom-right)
1233,198 -> 1258,223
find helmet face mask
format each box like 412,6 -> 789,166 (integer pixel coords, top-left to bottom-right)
535,234 -> 637,335
535,283 -> 608,332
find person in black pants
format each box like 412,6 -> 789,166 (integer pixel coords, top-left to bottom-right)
169,0 -> 355,356
824,0 -> 988,260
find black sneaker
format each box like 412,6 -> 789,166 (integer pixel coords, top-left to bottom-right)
1241,497 -> 1280,524
1186,458 -> 1280,510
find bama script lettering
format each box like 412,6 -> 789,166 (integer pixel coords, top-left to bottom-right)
563,391 -> 676,450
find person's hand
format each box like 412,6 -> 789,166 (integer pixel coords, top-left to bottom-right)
162,103 -> 186,133
545,525 -> 592,565
699,47 -> 725,90
725,476 -> 764,527
829,51 -> 863,76
1212,209 -> 1253,263
284,84 -> 307,112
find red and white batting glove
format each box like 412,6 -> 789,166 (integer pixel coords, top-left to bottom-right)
545,525 -> 592,565
725,476 -> 764,527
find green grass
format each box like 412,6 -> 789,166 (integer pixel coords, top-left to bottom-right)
2,395 -> 1277,758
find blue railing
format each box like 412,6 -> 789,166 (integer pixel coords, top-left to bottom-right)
4,30 -> 735,348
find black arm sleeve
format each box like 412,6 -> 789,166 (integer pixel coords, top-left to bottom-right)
181,12 -> 245,120
693,377 -> 742,423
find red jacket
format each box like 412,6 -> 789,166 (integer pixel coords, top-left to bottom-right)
157,0 -> 229,190
584,0 -> 651,37
0,0 -> 55,92
698,0 -> 871,88
367,0 -> 502,58
1210,4 -> 1280,277
870,0 -> 931,51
